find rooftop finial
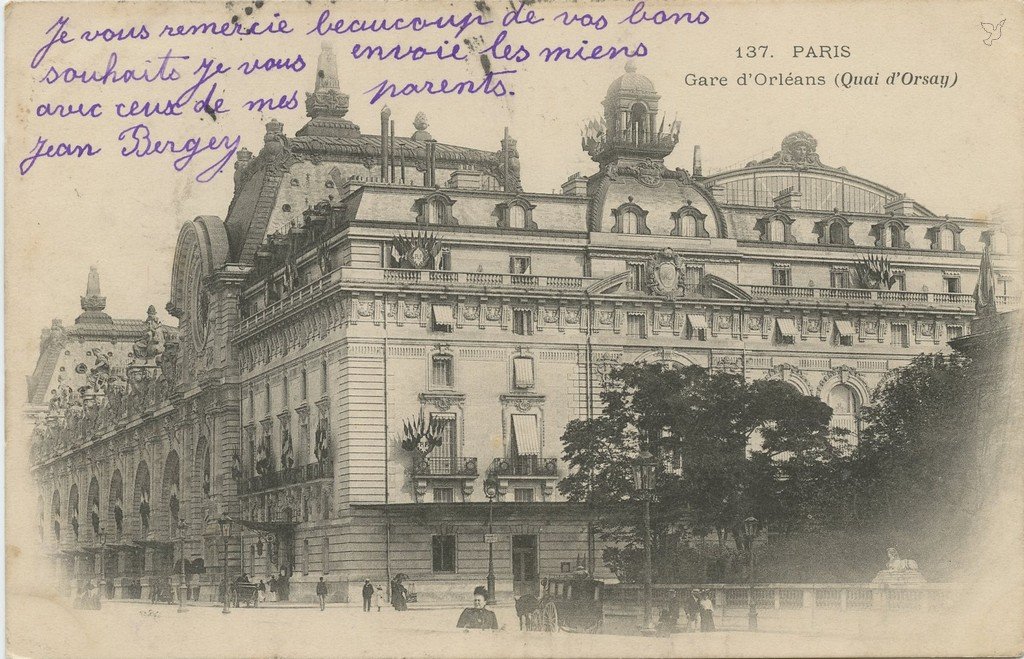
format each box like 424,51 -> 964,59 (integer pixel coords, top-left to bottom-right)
314,42 -> 341,93
412,112 -> 432,141
86,265 -> 101,298
624,60 -> 638,74
304,42 -> 350,120
77,266 -> 111,323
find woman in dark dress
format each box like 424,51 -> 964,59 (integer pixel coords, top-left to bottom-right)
456,586 -> 498,630
391,578 -> 408,611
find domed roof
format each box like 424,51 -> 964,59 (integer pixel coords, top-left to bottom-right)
606,61 -> 656,96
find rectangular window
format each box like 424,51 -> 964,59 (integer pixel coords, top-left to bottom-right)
892,323 -> 910,348
947,325 -> 964,340
944,276 -> 961,294
514,488 -> 535,503
686,314 -> 707,341
321,361 -> 328,395
512,357 -> 535,389
430,413 -> 457,460
627,263 -> 645,291
510,256 -> 532,275
432,487 -> 455,503
626,313 -> 647,339
322,537 -> 330,574
512,309 -> 533,336
432,304 -> 455,332
772,265 -> 792,287
265,383 -> 272,415
830,268 -> 851,289
833,320 -> 855,347
510,414 -> 541,458
300,370 -> 308,400
432,535 -> 456,573
893,272 -> 906,291
282,377 -> 290,408
431,355 -> 454,388
438,249 -> 452,271
775,318 -> 798,345
303,539 -> 309,574
684,265 -> 704,290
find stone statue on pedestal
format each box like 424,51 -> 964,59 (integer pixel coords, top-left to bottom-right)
872,547 -> 926,584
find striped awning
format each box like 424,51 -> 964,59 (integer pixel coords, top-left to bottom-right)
432,305 -> 455,327
834,320 -> 856,337
513,357 -> 535,388
511,414 -> 540,455
776,318 -> 798,338
686,314 -> 707,330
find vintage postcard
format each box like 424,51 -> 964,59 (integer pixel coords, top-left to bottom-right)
5,0 -> 1023,656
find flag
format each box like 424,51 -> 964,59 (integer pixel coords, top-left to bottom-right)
974,244 -> 997,316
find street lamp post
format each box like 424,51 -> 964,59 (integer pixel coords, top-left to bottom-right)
632,450 -> 657,633
218,513 -> 231,615
483,479 -> 498,606
743,516 -> 759,631
98,527 -> 105,606
177,519 -> 188,613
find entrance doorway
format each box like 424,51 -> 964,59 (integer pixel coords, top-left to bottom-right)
511,535 -> 539,596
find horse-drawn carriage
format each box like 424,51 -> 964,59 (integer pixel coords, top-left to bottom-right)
231,582 -> 260,607
518,572 -> 604,633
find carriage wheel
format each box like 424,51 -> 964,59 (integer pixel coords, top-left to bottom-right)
541,601 -> 559,632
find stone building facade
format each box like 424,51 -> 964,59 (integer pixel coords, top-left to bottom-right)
29,48 -> 1019,604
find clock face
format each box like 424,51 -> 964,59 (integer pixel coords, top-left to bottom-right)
187,251 -> 209,349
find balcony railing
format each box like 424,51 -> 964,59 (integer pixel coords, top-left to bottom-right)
384,269 -> 585,290
239,460 -> 331,495
490,456 -> 558,477
747,285 -> 1019,308
412,455 -> 478,477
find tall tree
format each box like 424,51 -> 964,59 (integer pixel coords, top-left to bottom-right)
558,362 -> 844,582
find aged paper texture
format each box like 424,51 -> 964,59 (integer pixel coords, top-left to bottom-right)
5,0 -> 1024,656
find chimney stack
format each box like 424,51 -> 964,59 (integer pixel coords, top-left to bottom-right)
692,145 -> 703,178
380,107 -> 392,183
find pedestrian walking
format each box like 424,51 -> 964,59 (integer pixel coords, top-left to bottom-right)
258,580 -> 267,604
456,586 -> 499,630
391,577 -> 408,611
684,589 -> 701,632
362,579 -> 374,612
373,586 -> 385,612
658,590 -> 681,635
316,577 -> 328,611
699,590 -> 716,632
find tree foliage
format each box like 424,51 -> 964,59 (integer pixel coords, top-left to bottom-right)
559,362 -> 845,581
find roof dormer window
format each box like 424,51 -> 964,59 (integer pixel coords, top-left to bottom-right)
756,211 -> 795,243
926,220 -> 964,252
496,197 -> 538,230
814,215 -> 854,246
611,198 -> 650,235
871,219 -> 909,249
670,203 -> 710,238
415,192 -> 458,226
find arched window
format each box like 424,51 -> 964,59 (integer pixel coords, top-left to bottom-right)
628,102 -> 649,143
428,199 -> 446,225
889,225 -> 901,248
621,209 -> 639,234
827,384 -> 860,444
509,205 -> 526,229
769,219 -> 785,242
679,215 -> 697,237
990,231 -> 1008,254
829,222 -> 846,245
939,228 -> 954,251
